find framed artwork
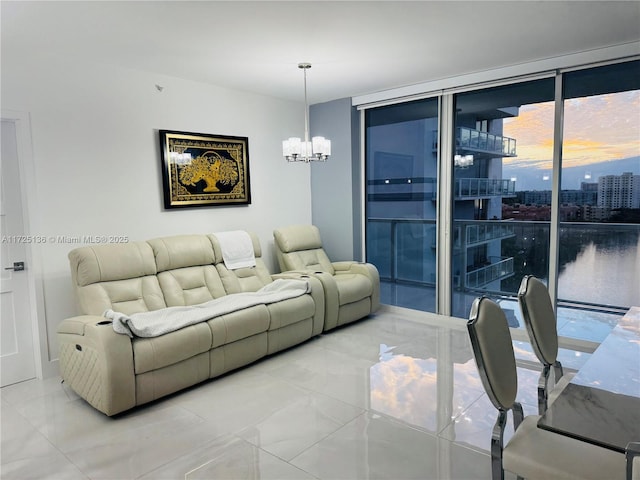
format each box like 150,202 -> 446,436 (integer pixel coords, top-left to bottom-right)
159,129 -> 251,208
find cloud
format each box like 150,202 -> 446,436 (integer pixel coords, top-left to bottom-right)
502,91 -> 639,170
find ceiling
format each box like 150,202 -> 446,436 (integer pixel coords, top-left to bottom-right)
2,1 -> 639,104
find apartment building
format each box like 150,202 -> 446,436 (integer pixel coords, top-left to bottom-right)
598,172 -> 640,209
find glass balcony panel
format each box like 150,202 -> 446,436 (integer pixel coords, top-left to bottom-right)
455,126 -> 517,157
470,129 -> 479,148
459,128 -> 470,148
396,221 -> 437,283
478,131 -> 488,150
467,225 -> 479,244
454,178 -> 517,199
465,256 -> 514,288
366,220 -> 392,279
453,225 -> 462,249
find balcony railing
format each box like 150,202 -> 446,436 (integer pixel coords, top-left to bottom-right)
455,221 -> 516,248
367,218 -> 515,287
458,126 -> 517,157
455,178 -> 516,199
432,127 -> 517,158
466,256 -> 514,288
367,218 -> 638,339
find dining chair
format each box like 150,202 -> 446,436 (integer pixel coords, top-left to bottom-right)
517,275 -> 572,414
467,296 -> 625,480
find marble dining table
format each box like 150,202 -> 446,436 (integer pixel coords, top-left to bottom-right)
537,306 -> 640,453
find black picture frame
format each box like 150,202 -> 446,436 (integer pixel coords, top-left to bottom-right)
159,129 -> 251,208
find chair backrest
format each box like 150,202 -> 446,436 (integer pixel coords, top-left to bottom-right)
517,275 -> 558,366
273,224 -> 335,274
467,296 -> 518,411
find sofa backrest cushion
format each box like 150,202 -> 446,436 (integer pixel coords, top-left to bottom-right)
273,225 -> 335,275
69,242 -> 166,315
71,241 -> 156,285
150,235 -> 215,272
148,235 -> 227,307
209,231 -> 262,260
68,232 -> 280,314
209,232 -> 273,293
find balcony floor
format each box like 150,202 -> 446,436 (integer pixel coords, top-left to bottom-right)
380,280 -> 621,344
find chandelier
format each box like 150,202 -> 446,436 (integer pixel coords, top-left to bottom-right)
282,63 -> 331,162
454,154 -> 474,168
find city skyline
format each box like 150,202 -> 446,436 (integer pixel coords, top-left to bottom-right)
504,155 -> 640,191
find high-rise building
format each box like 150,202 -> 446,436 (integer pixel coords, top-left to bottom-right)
598,172 -> 640,209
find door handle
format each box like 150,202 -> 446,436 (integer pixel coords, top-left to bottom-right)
4,261 -> 25,271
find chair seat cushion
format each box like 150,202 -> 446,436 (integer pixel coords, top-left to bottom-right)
334,274 -> 372,305
267,295 -> 316,330
133,322 -> 212,374
504,415 -> 625,480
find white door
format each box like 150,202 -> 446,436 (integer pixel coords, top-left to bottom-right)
1,118 -> 36,386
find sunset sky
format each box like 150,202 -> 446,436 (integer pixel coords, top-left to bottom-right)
502,90 -> 640,171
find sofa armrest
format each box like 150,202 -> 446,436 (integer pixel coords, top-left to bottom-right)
272,269 -> 313,277
332,261 -> 359,271
57,315 -> 136,416
332,261 -> 381,312
272,272 -> 327,336
272,270 -> 340,333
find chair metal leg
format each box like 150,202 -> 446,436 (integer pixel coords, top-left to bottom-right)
491,410 -> 508,480
537,365 -> 550,414
512,402 -> 524,430
553,360 -> 564,382
510,404 -> 525,480
626,441 -> 640,480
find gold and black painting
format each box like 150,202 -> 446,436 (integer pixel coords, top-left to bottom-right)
159,130 -> 251,208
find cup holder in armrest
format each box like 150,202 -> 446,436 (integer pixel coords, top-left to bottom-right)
96,320 -> 112,326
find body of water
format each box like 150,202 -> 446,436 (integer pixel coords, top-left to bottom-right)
558,235 -> 640,308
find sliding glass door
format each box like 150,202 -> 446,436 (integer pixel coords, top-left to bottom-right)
557,60 -> 640,341
365,98 -> 439,312
450,78 -> 555,321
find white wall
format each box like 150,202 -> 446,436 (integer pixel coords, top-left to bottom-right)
310,98 -> 359,261
2,53 -> 313,373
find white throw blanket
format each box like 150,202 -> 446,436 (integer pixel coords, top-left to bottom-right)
214,230 -> 256,269
104,278 -> 309,338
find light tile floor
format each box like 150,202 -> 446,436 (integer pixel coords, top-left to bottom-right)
1,307 -> 544,480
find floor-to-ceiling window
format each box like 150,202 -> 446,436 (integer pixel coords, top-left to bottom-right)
365,98 -> 439,312
556,60 -> 640,342
363,58 -> 639,344
451,78 -> 555,322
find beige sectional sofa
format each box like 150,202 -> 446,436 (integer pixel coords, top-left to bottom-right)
57,232 -> 326,416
